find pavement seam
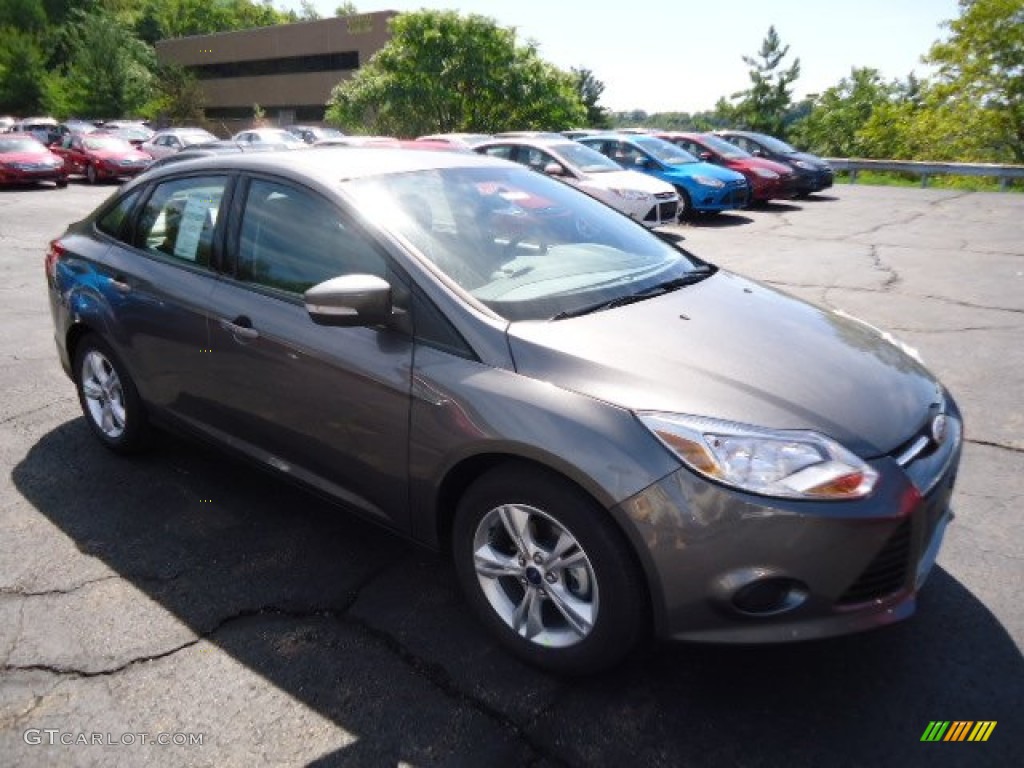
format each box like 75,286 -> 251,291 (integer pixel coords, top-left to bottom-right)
0,574 -> 120,598
964,438 -> 1024,455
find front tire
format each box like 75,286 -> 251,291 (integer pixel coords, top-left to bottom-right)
674,186 -> 693,221
453,464 -> 646,674
73,334 -> 149,453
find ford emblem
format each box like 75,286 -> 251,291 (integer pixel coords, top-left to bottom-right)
930,414 -> 948,446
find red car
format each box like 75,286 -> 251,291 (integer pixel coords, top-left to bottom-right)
52,134 -> 152,184
0,134 -> 68,188
655,132 -> 797,203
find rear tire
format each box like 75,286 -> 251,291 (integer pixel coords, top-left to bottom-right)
73,334 -> 149,454
452,464 -> 646,674
56,178 -> 68,189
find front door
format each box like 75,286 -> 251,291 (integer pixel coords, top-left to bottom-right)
202,176 -> 414,529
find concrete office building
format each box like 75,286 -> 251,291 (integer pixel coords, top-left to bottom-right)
155,11 -> 396,130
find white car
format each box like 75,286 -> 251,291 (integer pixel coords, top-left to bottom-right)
475,138 -> 679,227
230,128 -> 305,149
141,128 -> 217,159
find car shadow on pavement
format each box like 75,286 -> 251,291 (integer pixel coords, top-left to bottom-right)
11,419 -> 1023,767
751,201 -> 805,214
685,212 -> 753,228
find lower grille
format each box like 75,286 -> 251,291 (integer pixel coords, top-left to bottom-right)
644,201 -> 679,222
838,519 -> 911,605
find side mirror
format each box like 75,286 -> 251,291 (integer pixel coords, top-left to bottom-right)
304,274 -> 392,327
751,149 -> 764,158
699,151 -> 713,161
542,162 -> 564,176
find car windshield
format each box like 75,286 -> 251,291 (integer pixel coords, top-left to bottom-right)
698,135 -> 750,159
553,143 -> 622,173
0,137 -> 45,153
750,133 -> 798,154
634,136 -> 698,165
181,132 -> 216,146
348,165 -> 705,322
84,137 -> 135,151
262,130 -> 304,145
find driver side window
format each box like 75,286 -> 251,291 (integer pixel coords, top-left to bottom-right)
237,179 -> 386,295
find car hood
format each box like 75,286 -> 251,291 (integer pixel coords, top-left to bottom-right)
0,151 -> 60,163
506,271 -> 940,457
582,169 -> 675,194
664,161 -> 745,183
784,151 -> 830,170
91,149 -> 150,161
731,156 -> 793,175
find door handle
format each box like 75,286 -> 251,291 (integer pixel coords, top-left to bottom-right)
108,275 -> 131,292
219,316 -> 260,340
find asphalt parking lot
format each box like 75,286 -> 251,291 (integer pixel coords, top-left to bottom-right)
1,180 -> 1021,767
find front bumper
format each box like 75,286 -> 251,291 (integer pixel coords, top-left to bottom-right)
689,179 -> 750,212
615,405 -> 961,643
0,165 -> 66,184
749,173 -> 798,202
794,168 -> 834,194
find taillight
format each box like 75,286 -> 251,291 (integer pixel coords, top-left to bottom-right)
46,239 -> 67,282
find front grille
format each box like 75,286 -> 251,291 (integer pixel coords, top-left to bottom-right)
644,201 -> 678,223
838,519 -> 911,605
725,187 -> 749,206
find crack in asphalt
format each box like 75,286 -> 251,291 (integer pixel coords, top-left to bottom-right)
343,617 -> 572,768
0,553 -> 573,766
766,279 -> 1024,316
0,574 -> 120,599
886,324 -> 1024,334
867,244 -> 901,289
0,397 -> 76,426
1,601 -> 26,668
965,438 -> 1024,455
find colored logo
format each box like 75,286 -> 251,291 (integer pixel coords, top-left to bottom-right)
921,721 -> 996,742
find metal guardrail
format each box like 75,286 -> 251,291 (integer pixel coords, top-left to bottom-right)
825,158 -> 1024,190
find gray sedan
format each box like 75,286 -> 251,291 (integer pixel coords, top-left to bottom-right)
46,149 -> 961,673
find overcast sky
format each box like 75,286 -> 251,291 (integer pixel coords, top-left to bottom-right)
288,1 -> 961,113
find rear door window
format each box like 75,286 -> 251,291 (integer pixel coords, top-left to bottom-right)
133,176 -> 228,267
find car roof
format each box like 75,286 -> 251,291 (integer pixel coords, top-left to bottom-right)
132,146 -> 508,187
477,137 -> 581,152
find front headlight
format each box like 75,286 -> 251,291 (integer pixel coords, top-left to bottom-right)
637,412 -> 879,500
610,188 -> 652,201
753,168 -> 779,179
692,175 -> 725,188
793,160 -> 815,170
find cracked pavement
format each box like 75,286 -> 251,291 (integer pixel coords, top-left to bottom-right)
1,182 -> 1021,766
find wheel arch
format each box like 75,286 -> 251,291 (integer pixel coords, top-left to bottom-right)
432,452 -> 655,628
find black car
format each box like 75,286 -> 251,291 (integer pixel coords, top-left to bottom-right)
713,130 -> 833,196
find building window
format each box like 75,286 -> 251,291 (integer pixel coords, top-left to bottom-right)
190,51 -> 360,80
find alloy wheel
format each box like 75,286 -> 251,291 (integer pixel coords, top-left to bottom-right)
472,503 -> 599,648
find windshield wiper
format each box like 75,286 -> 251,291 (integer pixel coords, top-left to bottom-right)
551,267 -> 715,320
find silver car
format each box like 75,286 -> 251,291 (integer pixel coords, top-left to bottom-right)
46,149 -> 961,673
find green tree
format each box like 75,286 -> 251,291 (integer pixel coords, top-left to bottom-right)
327,10 -> 585,135
728,26 -> 801,137
0,0 -> 47,33
0,27 -> 49,113
790,68 -> 896,156
925,0 -> 1024,162
335,2 -> 358,16
63,9 -> 154,117
141,63 -> 206,122
572,67 -> 609,128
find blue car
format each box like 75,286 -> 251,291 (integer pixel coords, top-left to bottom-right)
579,134 -> 749,218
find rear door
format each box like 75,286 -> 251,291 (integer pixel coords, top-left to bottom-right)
90,174 -> 230,417
201,175 -> 415,529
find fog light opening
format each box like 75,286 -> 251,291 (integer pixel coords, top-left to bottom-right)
732,578 -> 808,616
